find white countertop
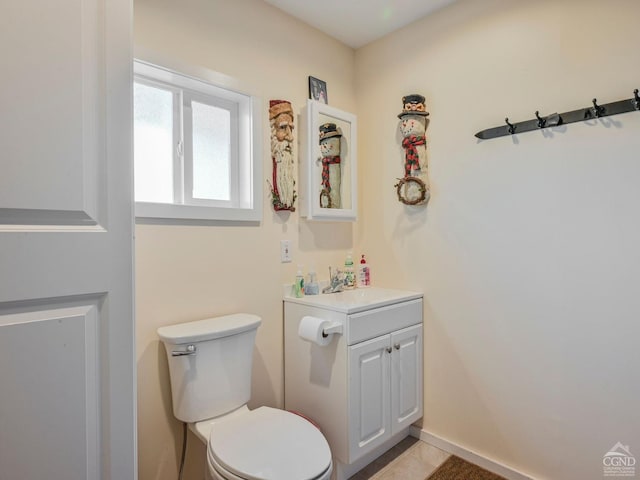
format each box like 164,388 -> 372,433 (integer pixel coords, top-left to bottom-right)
283,287 -> 422,314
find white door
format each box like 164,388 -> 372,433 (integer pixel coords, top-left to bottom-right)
0,1 -> 135,479
348,335 -> 391,462
390,325 -> 423,436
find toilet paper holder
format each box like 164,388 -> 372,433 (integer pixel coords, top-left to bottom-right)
322,322 -> 343,338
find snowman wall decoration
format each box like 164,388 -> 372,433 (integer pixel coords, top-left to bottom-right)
396,94 -> 430,205
318,122 -> 342,209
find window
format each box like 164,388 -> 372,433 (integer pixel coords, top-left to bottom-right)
133,60 -> 262,222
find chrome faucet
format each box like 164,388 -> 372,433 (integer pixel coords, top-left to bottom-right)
322,267 -> 344,294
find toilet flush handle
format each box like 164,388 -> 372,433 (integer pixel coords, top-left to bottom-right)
172,344 -> 197,356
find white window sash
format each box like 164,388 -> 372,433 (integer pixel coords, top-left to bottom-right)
133,78 -> 183,204
182,90 -> 239,208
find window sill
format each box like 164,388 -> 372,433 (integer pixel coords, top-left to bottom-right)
135,202 -> 261,223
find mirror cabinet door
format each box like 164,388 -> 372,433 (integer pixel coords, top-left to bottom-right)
301,100 -> 357,222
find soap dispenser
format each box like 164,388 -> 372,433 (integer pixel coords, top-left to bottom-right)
344,252 -> 355,289
294,266 -> 305,298
304,267 -> 320,295
357,254 -> 371,288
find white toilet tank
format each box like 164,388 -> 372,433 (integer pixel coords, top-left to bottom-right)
157,313 -> 261,423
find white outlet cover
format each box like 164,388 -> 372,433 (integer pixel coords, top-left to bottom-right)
280,240 -> 292,263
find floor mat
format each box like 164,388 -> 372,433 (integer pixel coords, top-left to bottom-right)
426,455 -> 507,480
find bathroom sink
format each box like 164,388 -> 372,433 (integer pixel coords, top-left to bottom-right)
284,287 -> 422,314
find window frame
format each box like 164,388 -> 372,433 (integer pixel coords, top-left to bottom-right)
133,59 -> 262,223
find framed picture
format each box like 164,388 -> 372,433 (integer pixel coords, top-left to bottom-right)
308,76 -> 328,104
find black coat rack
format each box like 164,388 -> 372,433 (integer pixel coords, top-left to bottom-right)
475,89 -> 640,140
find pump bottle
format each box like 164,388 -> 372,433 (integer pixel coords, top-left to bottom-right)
358,254 -> 371,288
344,253 -> 355,289
294,266 -> 305,298
305,267 -> 320,295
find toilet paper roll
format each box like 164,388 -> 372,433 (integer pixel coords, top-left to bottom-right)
298,316 -> 333,346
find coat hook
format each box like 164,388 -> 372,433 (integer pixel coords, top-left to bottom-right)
535,111 -> 546,128
634,89 -> 640,110
592,98 -> 604,117
505,117 -> 515,134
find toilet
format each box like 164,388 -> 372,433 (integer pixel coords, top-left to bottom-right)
158,313 -> 333,480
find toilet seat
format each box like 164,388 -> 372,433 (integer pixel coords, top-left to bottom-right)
208,453 -> 332,480
208,407 -> 332,480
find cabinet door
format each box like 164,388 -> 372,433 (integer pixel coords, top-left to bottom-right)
391,324 -> 423,436
300,100 -> 358,221
348,335 -> 391,461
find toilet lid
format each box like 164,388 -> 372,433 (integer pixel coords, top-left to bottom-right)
208,407 -> 332,480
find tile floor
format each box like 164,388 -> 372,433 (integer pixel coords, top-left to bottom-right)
348,437 -> 451,480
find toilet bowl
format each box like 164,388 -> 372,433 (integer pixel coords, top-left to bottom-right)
202,406 -> 332,480
158,314 -> 333,480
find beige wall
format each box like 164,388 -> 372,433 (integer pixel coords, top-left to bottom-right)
356,0 -> 640,479
134,1 -> 356,479
136,1 -> 640,479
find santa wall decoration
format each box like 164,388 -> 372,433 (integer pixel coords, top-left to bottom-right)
395,94 -> 430,206
268,99 -> 296,211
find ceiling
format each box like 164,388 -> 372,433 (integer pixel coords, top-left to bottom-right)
262,0 -> 457,48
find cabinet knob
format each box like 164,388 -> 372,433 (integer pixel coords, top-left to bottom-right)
386,346 -> 392,354
394,343 -> 401,350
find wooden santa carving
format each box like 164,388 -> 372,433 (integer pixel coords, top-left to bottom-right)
268,99 -> 296,211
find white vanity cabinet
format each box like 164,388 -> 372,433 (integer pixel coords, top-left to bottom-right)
348,323 -> 423,458
284,288 -> 423,480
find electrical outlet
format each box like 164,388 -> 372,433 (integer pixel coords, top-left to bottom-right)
280,240 -> 292,263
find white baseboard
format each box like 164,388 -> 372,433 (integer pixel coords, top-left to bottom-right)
409,426 -> 535,480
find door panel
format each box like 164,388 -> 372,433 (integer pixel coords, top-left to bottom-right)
0,302 -> 102,479
348,335 -> 390,462
1,0 -> 104,223
391,324 -> 423,435
0,0 -> 135,478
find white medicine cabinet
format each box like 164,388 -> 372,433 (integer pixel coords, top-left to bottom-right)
300,100 -> 357,221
